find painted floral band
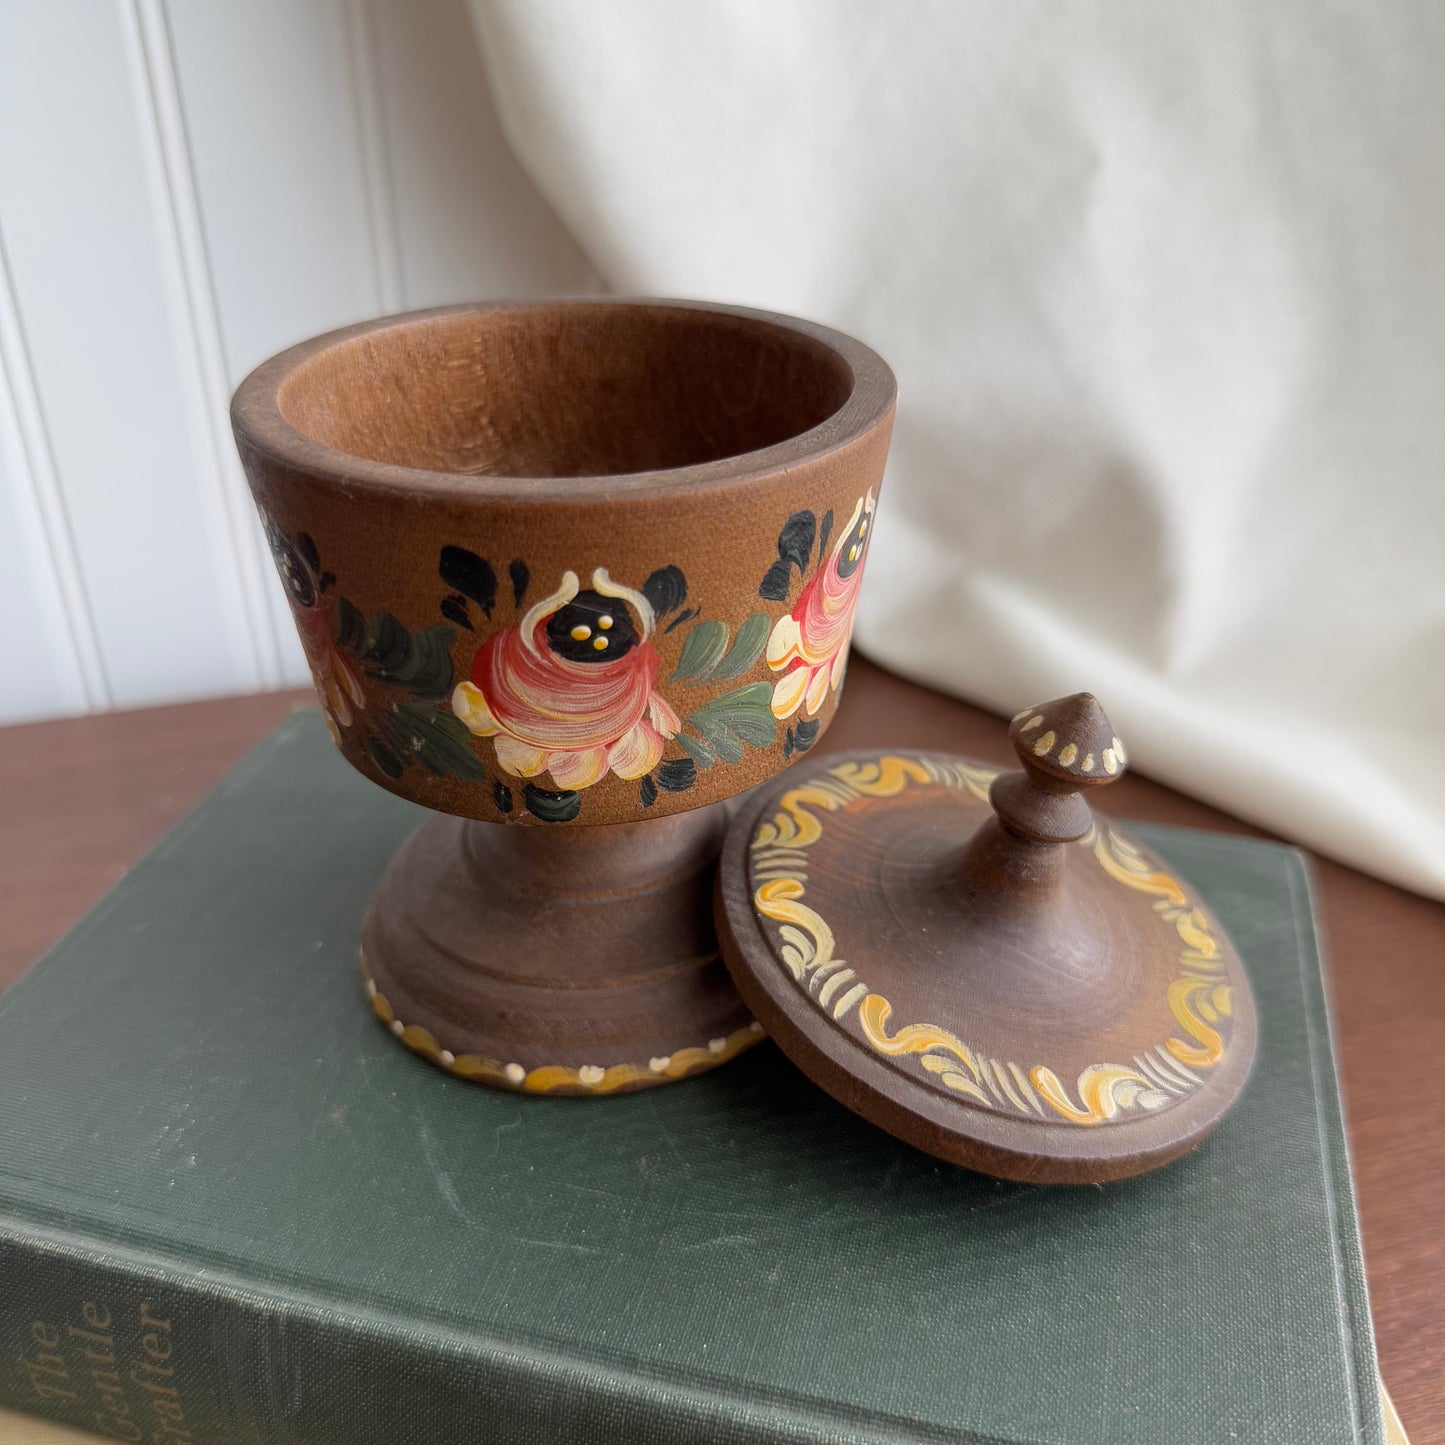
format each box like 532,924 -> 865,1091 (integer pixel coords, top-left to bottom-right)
262,487 -> 876,821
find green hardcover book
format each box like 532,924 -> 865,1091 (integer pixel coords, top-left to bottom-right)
0,713 -> 1385,1444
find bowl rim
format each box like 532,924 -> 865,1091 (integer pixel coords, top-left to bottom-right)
230,298 -> 897,503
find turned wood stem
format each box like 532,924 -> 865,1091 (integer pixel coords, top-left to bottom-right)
459,806 -> 727,902
957,691 -> 1128,897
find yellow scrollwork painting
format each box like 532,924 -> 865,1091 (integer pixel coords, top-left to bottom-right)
750,755 -> 1236,1128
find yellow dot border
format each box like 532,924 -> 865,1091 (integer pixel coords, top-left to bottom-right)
359,952 -> 764,1094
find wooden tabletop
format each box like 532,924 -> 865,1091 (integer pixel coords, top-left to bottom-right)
0,657 -> 1438,1443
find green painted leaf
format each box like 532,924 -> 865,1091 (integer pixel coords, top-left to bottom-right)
685,713 -> 745,765
367,737 -> 404,779
657,758 -> 698,792
524,785 -> 581,822
669,618 -> 729,683
709,611 -> 771,682
688,681 -> 778,748
335,597 -> 367,654
674,732 -> 716,771
388,701 -> 488,782
683,680 -> 779,766
366,622 -> 455,698
365,612 -> 410,670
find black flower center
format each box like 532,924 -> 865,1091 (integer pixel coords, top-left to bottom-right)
268,529 -> 317,609
546,590 -> 640,662
835,509 -> 871,579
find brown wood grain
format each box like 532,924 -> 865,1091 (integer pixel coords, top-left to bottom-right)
0,658 -> 1438,1441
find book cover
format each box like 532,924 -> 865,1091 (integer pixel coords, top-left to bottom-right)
0,713 -> 1385,1444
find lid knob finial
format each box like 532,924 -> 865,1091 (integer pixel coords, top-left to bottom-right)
990,693 -> 1128,845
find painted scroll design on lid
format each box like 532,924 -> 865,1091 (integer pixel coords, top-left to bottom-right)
749,755 -> 1236,1128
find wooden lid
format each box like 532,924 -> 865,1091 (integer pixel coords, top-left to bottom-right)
715,697 -> 1258,1184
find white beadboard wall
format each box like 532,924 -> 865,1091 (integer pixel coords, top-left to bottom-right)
0,0 -> 598,725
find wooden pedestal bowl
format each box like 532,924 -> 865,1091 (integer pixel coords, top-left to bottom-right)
230,300 -> 896,1094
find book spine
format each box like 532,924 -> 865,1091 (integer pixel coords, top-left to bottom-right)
0,1222 -> 925,1445
0,1225 -> 442,1445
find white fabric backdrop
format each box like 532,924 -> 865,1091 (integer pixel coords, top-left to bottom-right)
470,0 -> 1445,900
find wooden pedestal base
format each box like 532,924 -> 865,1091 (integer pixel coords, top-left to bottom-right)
359,807 -> 760,1095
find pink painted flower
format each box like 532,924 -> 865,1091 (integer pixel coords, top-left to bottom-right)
767,491 -> 875,719
452,569 -> 681,790
291,603 -> 365,738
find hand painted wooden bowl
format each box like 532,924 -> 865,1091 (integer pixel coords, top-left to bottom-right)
231,300 -> 896,1094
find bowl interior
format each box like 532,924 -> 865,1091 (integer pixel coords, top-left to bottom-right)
275,304 -> 855,479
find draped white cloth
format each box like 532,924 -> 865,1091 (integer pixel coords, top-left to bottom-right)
470,0 -> 1445,899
